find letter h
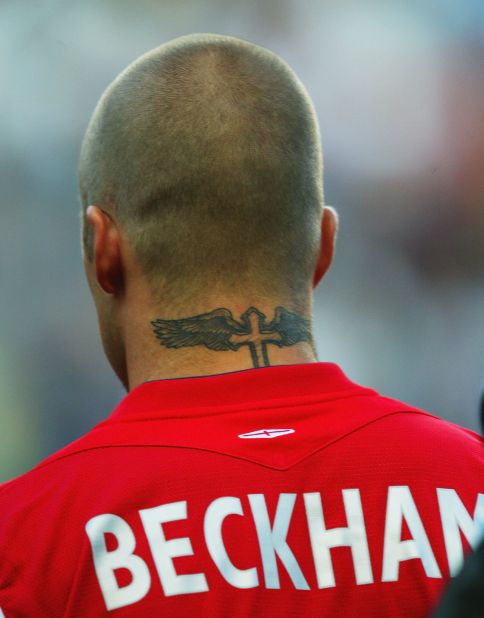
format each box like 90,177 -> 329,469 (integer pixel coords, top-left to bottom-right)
304,490 -> 373,588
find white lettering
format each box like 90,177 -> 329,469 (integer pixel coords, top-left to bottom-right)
249,493 -> 309,589
85,486 -> 483,602
304,489 -> 373,588
85,514 -> 151,610
382,486 -> 441,581
204,497 -> 259,588
139,501 -> 208,596
437,489 -> 484,575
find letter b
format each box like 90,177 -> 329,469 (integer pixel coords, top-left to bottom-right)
85,514 -> 151,610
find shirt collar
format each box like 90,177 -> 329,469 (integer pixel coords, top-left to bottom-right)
109,362 -> 375,421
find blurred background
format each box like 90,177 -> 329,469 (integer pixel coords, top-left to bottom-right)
1,0 -> 483,482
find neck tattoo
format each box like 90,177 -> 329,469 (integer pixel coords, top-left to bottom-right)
151,305 -> 313,368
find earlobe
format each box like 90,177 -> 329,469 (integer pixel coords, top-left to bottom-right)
86,205 -> 124,295
313,206 -> 338,288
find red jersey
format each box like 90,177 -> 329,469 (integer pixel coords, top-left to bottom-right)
0,363 -> 482,617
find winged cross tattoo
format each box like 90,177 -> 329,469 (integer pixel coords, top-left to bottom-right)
151,306 -> 312,368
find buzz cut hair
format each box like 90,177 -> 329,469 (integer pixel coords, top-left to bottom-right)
79,33 -> 324,307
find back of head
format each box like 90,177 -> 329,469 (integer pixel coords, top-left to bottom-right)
79,33 -> 324,309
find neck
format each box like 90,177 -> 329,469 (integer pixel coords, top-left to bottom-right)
120,296 -> 318,390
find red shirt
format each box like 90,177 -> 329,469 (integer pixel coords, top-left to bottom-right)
0,363 -> 482,617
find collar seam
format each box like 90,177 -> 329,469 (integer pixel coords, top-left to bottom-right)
108,388 -> 377,423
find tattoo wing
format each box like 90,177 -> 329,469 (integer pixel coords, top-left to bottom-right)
151,308 -> 244,351
265,306 -> 312,346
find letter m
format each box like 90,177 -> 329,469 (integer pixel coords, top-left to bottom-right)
437,489 -> 484,576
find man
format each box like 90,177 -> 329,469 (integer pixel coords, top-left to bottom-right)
0,33 -> 482,617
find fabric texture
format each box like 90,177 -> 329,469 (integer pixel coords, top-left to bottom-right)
0,362 -> 482,617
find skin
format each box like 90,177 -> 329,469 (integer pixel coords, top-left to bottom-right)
83,205 -> 338,391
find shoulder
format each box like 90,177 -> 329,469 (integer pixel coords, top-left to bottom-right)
372,398 -> 482,449
346,396 -> 483,478
0,429 -> 103,521
329,389 -> 482,459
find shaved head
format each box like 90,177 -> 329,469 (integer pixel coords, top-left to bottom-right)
79,33 -> 324,308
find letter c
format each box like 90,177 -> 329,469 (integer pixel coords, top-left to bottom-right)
204,497 -> 259,588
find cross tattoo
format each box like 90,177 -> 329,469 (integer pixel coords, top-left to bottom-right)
228,307 -> 282,367
151,305 -> 313,369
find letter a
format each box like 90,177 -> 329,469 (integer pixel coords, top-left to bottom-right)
85,514 -> 151,610
382,486 -> 441,581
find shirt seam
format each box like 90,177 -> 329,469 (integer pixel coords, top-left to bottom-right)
105,388 -> 378,424
0,410 -> 434,486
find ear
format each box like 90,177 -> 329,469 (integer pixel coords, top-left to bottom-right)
84,205 -> 124,295
313,206 -> 338,288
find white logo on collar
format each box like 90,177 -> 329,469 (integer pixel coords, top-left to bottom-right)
238,428 -> 295,439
